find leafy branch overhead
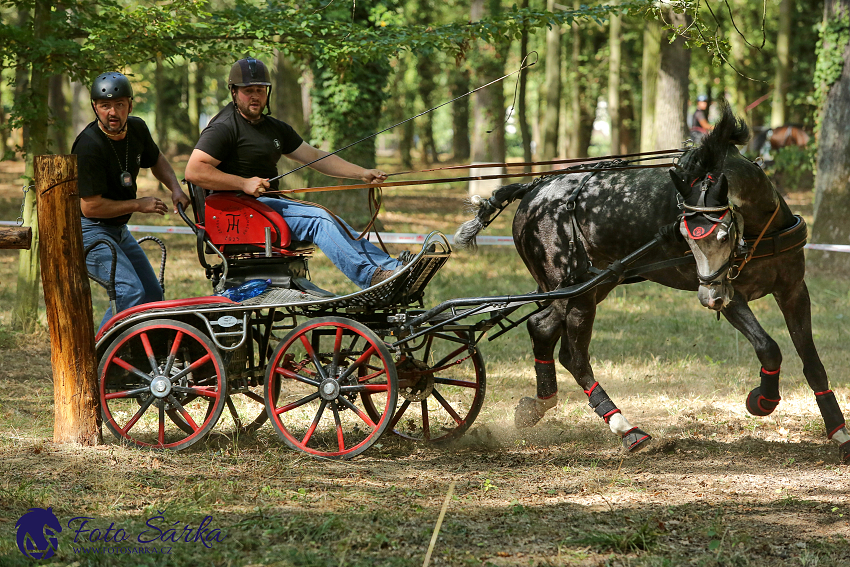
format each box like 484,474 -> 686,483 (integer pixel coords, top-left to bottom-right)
0,0 -> 705,80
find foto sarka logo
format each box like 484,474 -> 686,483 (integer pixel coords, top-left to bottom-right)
16,507 -> 62,559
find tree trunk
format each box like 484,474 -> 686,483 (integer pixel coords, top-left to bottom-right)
541,0 -> 561,160
49,74 -> 68,155
565,3 -> 583,158
14,7 -> 31,152
771,0 -> 793,128
608,0 -> 621,154
36,154 -> 101,445
155,55 -> 168,153
13,0 -> 50,332
654,10 -> 691,150
449,66 -> 471,161
810,0 -> 850,272
728,1 -> 752,125
640,19 -> 661,152
416,55 -> 439,164
0,70 -> 7,158
71,80 -> 89,138
187,60 -> 200,139
518,0 -> 532,170
274,51 -> 308,191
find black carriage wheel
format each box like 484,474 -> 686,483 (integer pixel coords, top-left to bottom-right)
264,317 -> 398,459
99,319 -> 227,450
362,331 -> 486,443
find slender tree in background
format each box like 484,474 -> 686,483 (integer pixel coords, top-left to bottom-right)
565,1 -> 583,158
415,0 -> 440,164
449,65 -> 471,161
541,0 -> 561,160
469,0 -> 508,168
727,0 -> 752,123
607,0 -> 621,154
771,0 -> 793,127
811,0 -> 850,271
274,51 -> 308,190
654,9 -> 691,150
518,0 -> 533,169
640,18 -> 661,152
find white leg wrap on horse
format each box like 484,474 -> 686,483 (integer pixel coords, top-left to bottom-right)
832,427 -> 850,446
607,412 -> 634,437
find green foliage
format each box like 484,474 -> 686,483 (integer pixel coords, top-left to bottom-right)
771,145 -> 816,191
813,11 -> 850,134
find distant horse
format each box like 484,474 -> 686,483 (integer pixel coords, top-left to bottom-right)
752,124 -> 810,155
455,104 -> 849,463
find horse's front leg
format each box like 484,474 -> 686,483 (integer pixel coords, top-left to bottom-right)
561,295 -> 651,452
720,294 -> 783,416
515,302 -> 565,428
774,281 -> 850,463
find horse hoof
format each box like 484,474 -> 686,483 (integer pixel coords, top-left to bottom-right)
746,387 -> 780,416
840,441 -> 850,465
515,397 -> 543,429
622,427 -> 652,452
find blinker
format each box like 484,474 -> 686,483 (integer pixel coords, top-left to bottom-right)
683,209 -> 728,240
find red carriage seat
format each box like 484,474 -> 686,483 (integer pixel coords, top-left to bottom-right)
179,182 -> 325,294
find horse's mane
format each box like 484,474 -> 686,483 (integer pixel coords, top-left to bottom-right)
687,102 -> 750,177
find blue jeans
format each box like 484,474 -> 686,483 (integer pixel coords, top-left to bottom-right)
82,218 -> 163,330
258,197 -> 400,289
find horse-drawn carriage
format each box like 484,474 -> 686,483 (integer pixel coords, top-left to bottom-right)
92,106 -> 850,463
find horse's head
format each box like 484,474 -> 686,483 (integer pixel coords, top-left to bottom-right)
671,170 -> 744,311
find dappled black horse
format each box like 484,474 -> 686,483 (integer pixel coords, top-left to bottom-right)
455,105 -> 850,463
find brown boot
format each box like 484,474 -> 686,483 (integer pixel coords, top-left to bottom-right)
370,267 -> 396,287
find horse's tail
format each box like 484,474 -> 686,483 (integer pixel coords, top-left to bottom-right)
454,182 -> 534,251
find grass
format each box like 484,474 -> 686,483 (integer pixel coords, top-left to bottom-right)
2,160 -> 850,566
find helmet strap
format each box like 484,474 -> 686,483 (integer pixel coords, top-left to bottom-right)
91,100 -> 130,137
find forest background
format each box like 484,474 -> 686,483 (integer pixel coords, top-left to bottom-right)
1,0 -> 849,332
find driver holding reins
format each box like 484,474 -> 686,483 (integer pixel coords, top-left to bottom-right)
185,57 -> 405,289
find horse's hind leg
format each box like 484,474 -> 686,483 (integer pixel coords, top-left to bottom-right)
515,302 -> 564,428
720,295 -> 784,417
561,295 -> 651,452
774,282 -> 850,463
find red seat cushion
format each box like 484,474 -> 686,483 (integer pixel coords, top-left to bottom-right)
204,193 -> 292,250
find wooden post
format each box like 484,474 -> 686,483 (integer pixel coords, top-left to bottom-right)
0,226 -> 32,249
35,154 -> 101,445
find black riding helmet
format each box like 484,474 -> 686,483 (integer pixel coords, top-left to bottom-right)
228,58 -> 272,115
91,72 -> 133,100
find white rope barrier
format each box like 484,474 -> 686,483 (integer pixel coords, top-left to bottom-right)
1,220 -> 848,251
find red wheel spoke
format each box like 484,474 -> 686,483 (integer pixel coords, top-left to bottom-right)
120,395 -> 156,434
299,335 -> 328,380
331,327 -> 344,368
357,368 -> 387,383
390,399 -> 412,428
275,392 -> 320,415
338,345 -> 377,381
431,345 -> 469,371
432,388 -> 464,424
340,383 -> 389,393
331,404 -> 345,452
111,357 -> 153,383
421,400 -> 430,441
433,377 -> 479,389
275,366 -> 320,387
301,400 -> 327,446
169,353 -> 212,383
104,386 -> 149,400
139,332 -> 157,373
167,395 -> 199,431
158,405 -> 165,446
337,397 -> 377,429
174,385 -> 219,399
163,331 -> 185,376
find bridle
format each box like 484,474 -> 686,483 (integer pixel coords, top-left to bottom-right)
678,174 -> 744,287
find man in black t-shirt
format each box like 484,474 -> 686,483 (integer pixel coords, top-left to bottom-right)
73,72 -> 189,329
185,58 -> 404,290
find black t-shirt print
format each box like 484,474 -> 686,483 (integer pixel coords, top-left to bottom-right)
193,103 -> 303,191
72,116 -> 161,226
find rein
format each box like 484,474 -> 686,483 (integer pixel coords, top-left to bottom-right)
730,202 -> 782,278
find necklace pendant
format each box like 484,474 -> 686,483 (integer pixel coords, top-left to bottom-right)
120,171 -> 132,188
